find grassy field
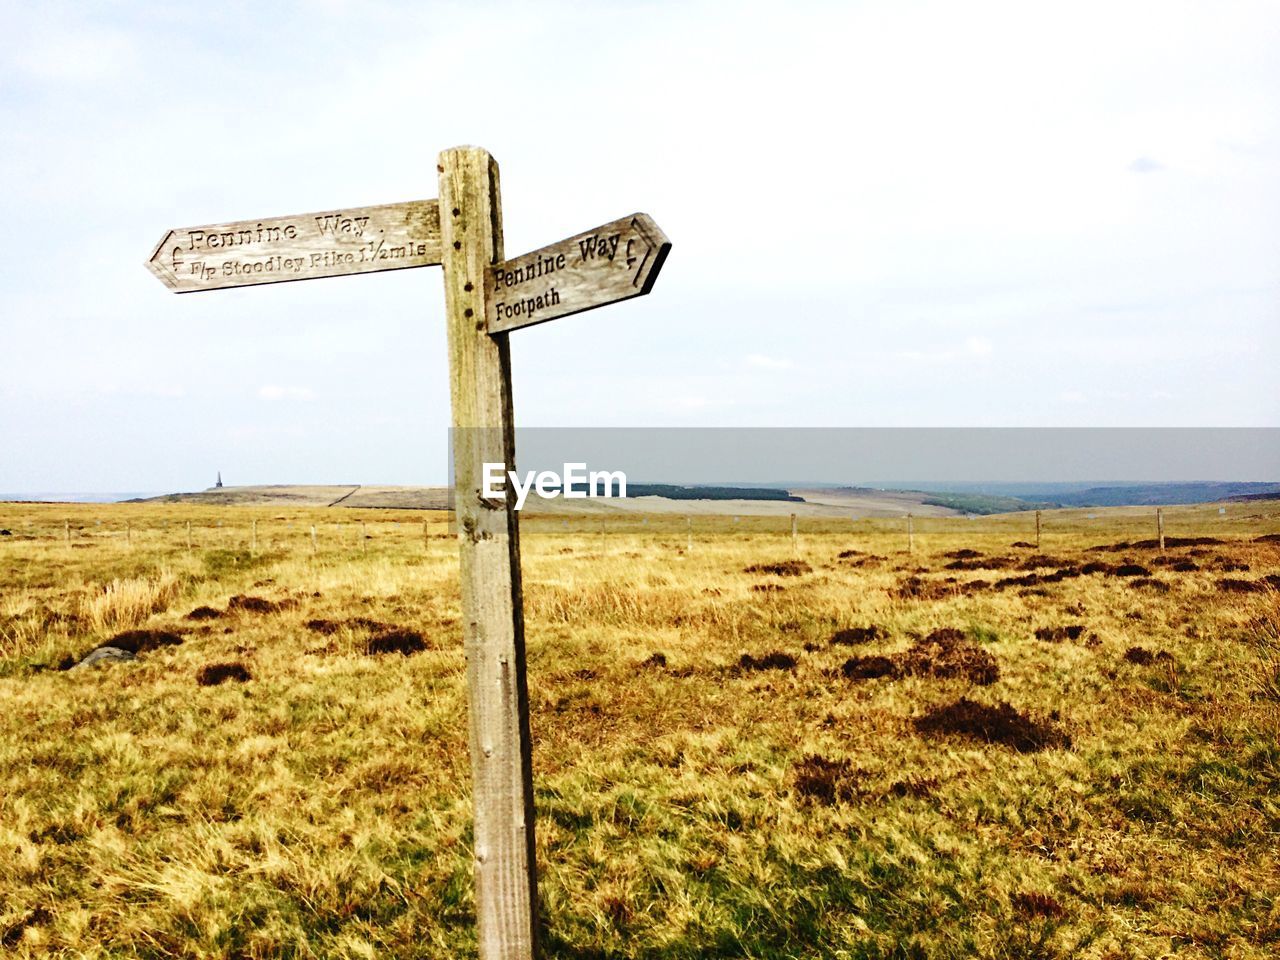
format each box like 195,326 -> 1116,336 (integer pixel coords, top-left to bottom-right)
1,500 -> 1278,958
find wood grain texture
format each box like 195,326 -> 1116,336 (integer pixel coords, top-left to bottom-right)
486,213 -> 670,333
439,147 -> 539,960
146,199 -> 441,293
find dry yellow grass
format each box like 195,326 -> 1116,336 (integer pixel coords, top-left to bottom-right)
0,499 -> 1278,957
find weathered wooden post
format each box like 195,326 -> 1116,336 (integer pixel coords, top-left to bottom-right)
423,519 -> 429,553
126,521 -> 132,547
1157,507 -> 1165,554
185,520 -> 192,552
147,142 -> 669,960
686,515 -> 693,554
1035,509 -> 1042,550
906,513 -> 914,554
251,519 -> 257,552
790,512 -> 798,557
439,146 -> 538,958
362,520 -> 368,555
310,524 -> 318,554
64,520 -> 70,545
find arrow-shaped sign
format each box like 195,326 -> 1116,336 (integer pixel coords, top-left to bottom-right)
486,213 -> 670,333
147,199 -> 442,292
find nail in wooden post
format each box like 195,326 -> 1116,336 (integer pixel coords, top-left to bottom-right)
906,513 -> 914,554
1035,510 -> 1042,550
1157,508 -> 1165,554
790,512 -> 798,556
440,146 -> 538,960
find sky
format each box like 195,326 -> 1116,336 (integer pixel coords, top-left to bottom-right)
1,0 -> 1277,491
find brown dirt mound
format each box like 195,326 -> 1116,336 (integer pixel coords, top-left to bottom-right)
105,629 -> 183,654
751,583 -> 785,593
944,548 -> 983,559
837,549 -> 864,558
1035,625 -> 1085,642
744,560 -> 812,577
1010,541 -> 1037,549
843,555 -> 886,568
793,755 -> 862,805
365,630 -> 428,655
1081,561 -> 1113,575
228,595 -> 284,614
739,651 -> 797,671
1012,892 -> 1065,919
1,905 -> 52,947
831,625 -> 883,646
841,655 -> 898,680
1218,578 -> 1265,594
1090,536 -> 1224,552
196,662 -> 251,686
842,628 -> 998,685
1129,577 -> 1170,593
945,556 -> 1014,571
306,617 -> 394,634
1112,564 -> 1151,577
1254,533 -> 1280,543
185,606 -> 221,620
640,652 -> 667,669
913,698 -> 1070,752
1171,560 -> 1199,572
902,629 -> 999,685
1123,647 -> 1173,665
892,576 -> 953,600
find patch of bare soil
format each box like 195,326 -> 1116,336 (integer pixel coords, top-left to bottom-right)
639,652 -> 667,669
1123,647 -> 1173,666
1089,536 -> 1225,552
842,628 -> 999,685
831,625 -> 883,646
891,576 -> 952,600
793,754 -> 863,805
913,698 -> 1070,752
1035,625 -> 1085,642
1218,579 -> 1266,594
738,651 -> 798,671
1081,561 -> 1113,575
1254,533 -> 1280,544
944,549 -> 983,559
1012,892 -> 1065,918
365,630 -> 428,655
902,629 -> 999,684
185,606 -> 221,620
104,629 -> 184,654
1010,541 -> 1037,549
196,662 -> 251,686
744,560 -> 812,577
305,617 -> 394,634
228,595 -> 294,615
1129,577 -> 1170,593
1112,564 -> 1151,577
841,655 -> 897,680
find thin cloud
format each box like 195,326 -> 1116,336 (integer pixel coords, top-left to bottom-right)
257,385 -> 315,401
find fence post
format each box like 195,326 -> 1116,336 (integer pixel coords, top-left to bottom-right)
1157,508 -> 1165,554
790,512 -> 798,557
686,515 -> 692,554
1035,509 -> 1042,550
251,519 -> 257,553
311,525 -> 318,554
186,520 -> 192,552
907,513 -> 914,554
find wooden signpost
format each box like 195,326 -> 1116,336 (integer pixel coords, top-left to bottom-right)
147,145 -> 670,960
